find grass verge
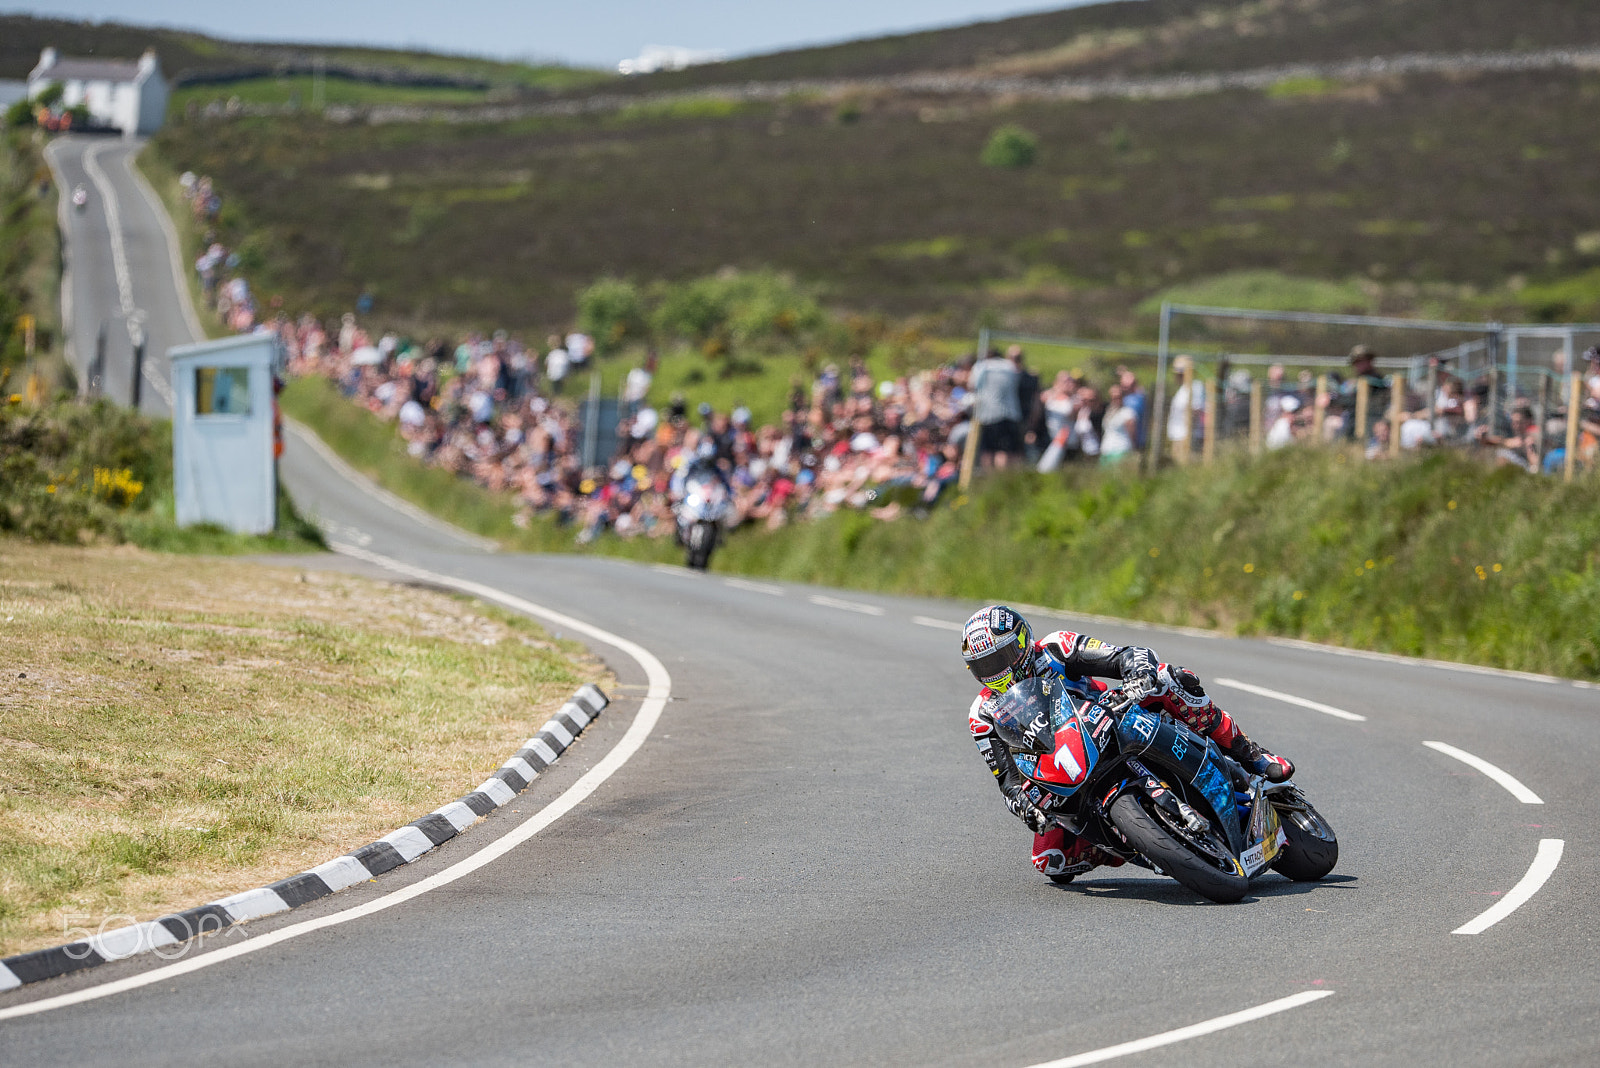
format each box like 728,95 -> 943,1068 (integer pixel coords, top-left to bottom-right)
715,448 -> 1600,680
279,375 -> 678,562
0,539 -> 608,955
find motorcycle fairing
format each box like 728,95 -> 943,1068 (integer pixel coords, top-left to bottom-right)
1115,710 -> 1241,853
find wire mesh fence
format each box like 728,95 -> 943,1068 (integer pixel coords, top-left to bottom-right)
968,305 -> 1600,483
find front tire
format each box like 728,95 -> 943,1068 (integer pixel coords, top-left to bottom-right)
1109,793 -> 1249,904
1270,800 -> 1338,882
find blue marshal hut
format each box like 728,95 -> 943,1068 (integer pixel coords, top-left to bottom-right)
169,335 -> 278,534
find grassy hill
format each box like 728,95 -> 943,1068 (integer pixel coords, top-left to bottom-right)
151,59 -> 1600,338
616,0 -> 1600,90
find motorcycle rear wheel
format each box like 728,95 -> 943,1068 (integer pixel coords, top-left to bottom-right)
1109,793 -> 1249,904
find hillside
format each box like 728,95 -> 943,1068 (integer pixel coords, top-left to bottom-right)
151,60 -> 1600,337
617,0 -> 1600,90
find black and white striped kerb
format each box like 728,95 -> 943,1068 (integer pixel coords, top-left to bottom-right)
0,684 -> 608,992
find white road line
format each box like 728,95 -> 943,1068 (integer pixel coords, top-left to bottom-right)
286,420 -> 497,552
81,141 -> 174,408
651,564 -> 687,576
125,140 -> 208,344
809,594 -> 886,616
1211,678 -> 1367,722
723,578 -> 783,596
912,616 -> 963,631
1422,741 -> 1544,804
1453,839 -> 1564,935
81,143 -> 135,321
0,546 -> 671,1022
1021,989 -> 1335,1068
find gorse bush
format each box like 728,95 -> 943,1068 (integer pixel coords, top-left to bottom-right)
579,268 -> 832,358
0,397 -> 322,551
981,124 -> 1038,169
0,398 -> 166,542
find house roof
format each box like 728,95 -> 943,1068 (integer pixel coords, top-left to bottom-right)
35,57 -> 143,84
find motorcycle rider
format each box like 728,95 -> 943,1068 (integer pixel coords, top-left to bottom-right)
963,604 -> 1294,882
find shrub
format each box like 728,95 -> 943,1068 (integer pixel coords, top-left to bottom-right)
575,276 -> 648,355
2,99 -> 33,129
982,124 -> 1038,168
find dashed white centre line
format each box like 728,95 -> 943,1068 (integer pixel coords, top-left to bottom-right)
1453,839 -> 1564,935
723,578 -> 783,596
1211,678 -> 1367,722
808,595 -> 885,616
1422,741 -> 1544,804
912,616 -> 963,631
1020,989 -> 1335,1068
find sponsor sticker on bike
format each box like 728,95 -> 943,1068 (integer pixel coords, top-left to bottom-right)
1124,711 -> 1157,741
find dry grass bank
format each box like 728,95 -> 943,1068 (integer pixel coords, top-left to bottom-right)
0,540 -> 607,954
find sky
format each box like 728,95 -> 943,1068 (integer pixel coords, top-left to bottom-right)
9,1 -> 1108,69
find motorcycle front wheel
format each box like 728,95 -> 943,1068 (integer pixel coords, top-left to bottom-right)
1109,793 -> 1249,904
1269,793 -> 1338,882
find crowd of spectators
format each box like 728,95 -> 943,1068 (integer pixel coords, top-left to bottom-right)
1173,344 -> 1600,474
253,303 -> 1155,543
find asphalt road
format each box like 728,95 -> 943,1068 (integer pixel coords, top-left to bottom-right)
44,134 -> 198,414
5,138 -> 1597,1067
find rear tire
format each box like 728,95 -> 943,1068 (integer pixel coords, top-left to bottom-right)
1270,801 -> 1338,882
1109,793 -> 1249,904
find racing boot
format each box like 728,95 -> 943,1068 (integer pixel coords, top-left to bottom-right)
1223,732 -> 1294,783
1041,834 -> 1126,885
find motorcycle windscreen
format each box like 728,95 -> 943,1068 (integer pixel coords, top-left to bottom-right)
987,677 -> 1061,756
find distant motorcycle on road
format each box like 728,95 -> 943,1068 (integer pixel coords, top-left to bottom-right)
988,676 -> 1338,902
673,463 -> 731,571
71,184 -> 88,211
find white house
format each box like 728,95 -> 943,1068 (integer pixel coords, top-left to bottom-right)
27,47 -> 168,137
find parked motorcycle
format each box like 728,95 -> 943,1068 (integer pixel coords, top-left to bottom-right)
674,466 -> 730,570
989,676 -> 1338,902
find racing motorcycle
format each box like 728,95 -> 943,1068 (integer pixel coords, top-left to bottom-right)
674,465 -> 730,570
989,676 -> 1337,903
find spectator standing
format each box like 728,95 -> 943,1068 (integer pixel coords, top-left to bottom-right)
544,340 -> 570,396
1117,367 -> 1147,450
1008,345 -> 1044,460
969,347 -> 1023,469
1099,385 -> 1137,466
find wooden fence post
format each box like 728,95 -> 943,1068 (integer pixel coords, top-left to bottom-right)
1355,377 -> 1370,455
1249,379 -> 1263,455
1388,373 -> 1404,458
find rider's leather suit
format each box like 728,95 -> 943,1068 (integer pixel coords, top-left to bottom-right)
966,630 -> 1257,879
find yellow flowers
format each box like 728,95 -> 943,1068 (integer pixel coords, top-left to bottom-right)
1493,563 -> 1503,573
1148,547 -> 1160,558
1475,566 -> 1487,580
90,467 -> 143,507
1243,563 -> 1254,573
1293,590 -> 1305,600
1365,559 -> 1376,570
1447,500 -> 1458,510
